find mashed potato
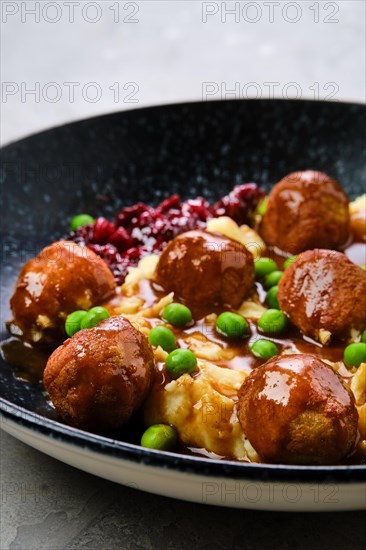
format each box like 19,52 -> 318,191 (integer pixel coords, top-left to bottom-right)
349,194 -> 366,241
206,216 -> 266,259
144,360 -> 253,460
350,362 -> 366,439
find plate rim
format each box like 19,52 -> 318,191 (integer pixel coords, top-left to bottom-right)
1,98 -> 365,152
1,397 -> 365,484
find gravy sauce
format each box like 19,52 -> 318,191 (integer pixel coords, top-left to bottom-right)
1,236 -> 365,464
2,239 -> 365,381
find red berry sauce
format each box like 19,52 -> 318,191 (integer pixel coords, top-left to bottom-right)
67,184 -> 264,284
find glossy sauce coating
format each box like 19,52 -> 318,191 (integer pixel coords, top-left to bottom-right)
278,249 -> 366,341
2,229 -> 366,464
1,279 -> 352,386
154,230 -> 254,317
101,277 -> 356,408
260,171 -> 350,254
237,354 -> 359,464
43,316 -> 155,431
10,241 -> 116,345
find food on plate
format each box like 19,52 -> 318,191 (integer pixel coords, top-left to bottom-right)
144,361 -> 249,460
257,308 -> 287,335
278,249 -> 366,342
140,423 -> 178,451
250,339 -> 279,360
154,230 -> 255,317
3,173 -> 366,466
9,241 -> 116,344
350,363 -> 366,440
216,312 -> 250,339
260,170 -> 350,253
165,348 -> 198,379
65,306 -> 111,337
162,303 -> 192,327
349,194 -> 366,242
70,214 -> 95,231
148,325 -> 177,352
237,354 -> 359,465
69,184 -> 264,284
43,316 -> 154,431
344,342 -> 366,368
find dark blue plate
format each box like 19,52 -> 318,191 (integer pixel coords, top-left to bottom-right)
1,100 -> 366,509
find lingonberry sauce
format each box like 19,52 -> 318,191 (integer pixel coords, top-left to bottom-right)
67,184 -> 264,283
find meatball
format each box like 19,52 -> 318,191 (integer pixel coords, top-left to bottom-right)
154,230 -> 254,317
10,241 -> 116,344
349,195 -> 366,242
44,316 -> 155,431
278,249 -> 366,341
260,170 -> 350,253
237,354 -> 358,465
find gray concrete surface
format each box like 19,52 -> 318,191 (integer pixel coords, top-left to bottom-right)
1,1 -> 365,145
1,431 -> 366,550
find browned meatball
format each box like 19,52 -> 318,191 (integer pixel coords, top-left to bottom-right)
260,170 -> 350,253
154,230 -> 254,317
43,316 -> 155,431
10,241 -> 116,344
238,354 -> 358,465
278,249 -> 366,341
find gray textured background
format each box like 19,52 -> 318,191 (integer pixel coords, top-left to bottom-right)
1,1 -> 366,548
1,0 -> 365,145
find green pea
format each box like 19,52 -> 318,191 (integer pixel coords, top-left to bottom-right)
263,270 -> 283,289
362,329 -> 366,343
140,424 -> 177,451
216,312 -> 249,339
284,256 -> 297,269
166,349 -> 197,379
148,326 -> 176,352
250,339 -> 279,360
343,342 -> 366,368
360,265 -> 366,271
258,309 -> 287,334
162,303 -> 192,327
70,214 -> 95,231
256,196 -> 268,216
80,306 -> 110,329
266,285 -> 280,309
65,310 -> 87,337
254,258 -> 278,279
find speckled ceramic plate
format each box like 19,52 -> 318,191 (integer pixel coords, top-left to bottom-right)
1,99 -> 366,511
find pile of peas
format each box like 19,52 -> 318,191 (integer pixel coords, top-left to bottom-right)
250,255 -> 295,360
142,287 -> 291,450
254,255 -> 366,369
144,302 -> 198,451
65,306 -> 110,337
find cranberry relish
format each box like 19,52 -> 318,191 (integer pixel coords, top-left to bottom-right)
68,184 -> 264,284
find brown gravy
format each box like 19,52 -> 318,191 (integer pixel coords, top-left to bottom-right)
2,239 -> 365,381
1,237 -> 365,465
